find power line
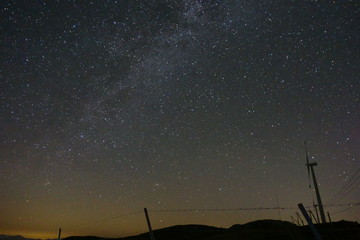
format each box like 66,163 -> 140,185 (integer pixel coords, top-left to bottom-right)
324,201 -> 360,208
331,202 -> 360,216
330,168 -> 360,203
335,180 -> 360,203
336,169 -> 360,196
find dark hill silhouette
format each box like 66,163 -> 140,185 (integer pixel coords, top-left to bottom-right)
120,224 -> 225,240
226,219 -> 301,240
103,220 -> 360,240
230,219 -> 298,230
0,236 -> 44,240
2,220 -> 359,240
102,220 -> 360,240
65,237 -> 109,240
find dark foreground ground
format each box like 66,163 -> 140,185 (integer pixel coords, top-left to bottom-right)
2,220 -> 360,240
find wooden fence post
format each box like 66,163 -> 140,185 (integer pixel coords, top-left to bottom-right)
144,208 -> 155,240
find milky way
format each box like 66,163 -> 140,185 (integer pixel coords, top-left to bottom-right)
1,1 -> 360,238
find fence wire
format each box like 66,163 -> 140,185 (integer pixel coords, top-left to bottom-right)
149,201 -> 360,213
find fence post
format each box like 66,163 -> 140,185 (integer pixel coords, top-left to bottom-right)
298,203 -> 322,240
296,212 -> 304,226
144,208 -> 155,240
291,216 -> 296,225
327,212 -> 332,223
57,228 -> 62,240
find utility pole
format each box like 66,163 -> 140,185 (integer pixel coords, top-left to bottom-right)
305,141 -> 326,223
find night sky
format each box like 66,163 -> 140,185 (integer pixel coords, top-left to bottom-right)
1,0 -> 360,238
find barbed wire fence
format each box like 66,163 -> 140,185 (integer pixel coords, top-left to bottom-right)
87,201 -> 359,225
59,201 -> 358,239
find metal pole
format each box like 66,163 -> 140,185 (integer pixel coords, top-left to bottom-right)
144,208 -> 155,240
58,228 -> 62,240
298,203 -> 322,240
310,166 -> 326,223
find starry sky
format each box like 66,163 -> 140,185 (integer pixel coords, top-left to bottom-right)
1,0 -> 360,238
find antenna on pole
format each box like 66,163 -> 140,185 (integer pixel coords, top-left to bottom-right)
304,141 -> 326,224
